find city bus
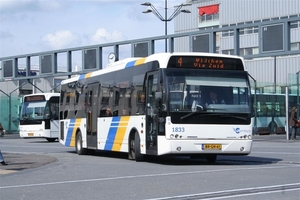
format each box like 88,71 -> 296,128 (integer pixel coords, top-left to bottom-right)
59,52 -> 253,162
253,93 -> 298,135
19,93 -> 60,142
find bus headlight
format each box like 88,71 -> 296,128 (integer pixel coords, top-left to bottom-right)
239,135 -> 252,139
170,134 -> 183,139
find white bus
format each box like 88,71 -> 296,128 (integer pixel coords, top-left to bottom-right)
19,93 -> 60,142
253,93 -> 298,134
59,52 -> 253,162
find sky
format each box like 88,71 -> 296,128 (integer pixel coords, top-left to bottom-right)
0,0 -> 185,60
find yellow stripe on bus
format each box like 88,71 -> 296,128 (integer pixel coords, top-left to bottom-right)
112,116 -> 130,151
85,72 -> 93,79
135,58 -> 146,66
70,118 -> 82,147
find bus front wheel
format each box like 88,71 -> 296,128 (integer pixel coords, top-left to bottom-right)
129,132 -> 144,162
76,131 -> 87,155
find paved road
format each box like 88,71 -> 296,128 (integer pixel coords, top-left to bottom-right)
0,134 -> 299,200
0,134 -> 59,174
0,153 -> 57,175
0,134 -> 298,175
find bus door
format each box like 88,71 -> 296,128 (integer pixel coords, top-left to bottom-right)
86,83 -> 100,149
145,73 -> 159,155
48,96 -> 59,138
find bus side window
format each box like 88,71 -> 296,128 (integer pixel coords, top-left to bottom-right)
113,110 -> 118,116
136,91 -> 145,114
75,91 -> 80,104
99,97 -> 109,117
114,91 -> 120,106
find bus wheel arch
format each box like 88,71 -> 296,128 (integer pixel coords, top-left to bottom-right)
128,129 -> 144,161
75,129 -> 87,155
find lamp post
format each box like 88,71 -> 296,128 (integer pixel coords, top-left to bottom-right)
141,1 -> 191,52
297,70 -> 300,119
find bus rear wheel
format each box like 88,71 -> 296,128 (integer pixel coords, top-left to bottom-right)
76,131 -> 87,155
129,132 -> 144,162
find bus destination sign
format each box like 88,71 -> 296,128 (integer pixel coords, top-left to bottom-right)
167,56 -> 244,70
24,95 -> 46,102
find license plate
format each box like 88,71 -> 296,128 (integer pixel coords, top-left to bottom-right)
28,133 -> 34,136
202,144 -> 222,150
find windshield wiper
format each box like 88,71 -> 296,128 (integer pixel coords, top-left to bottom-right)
219,114 -> 247,121
180,112 -> 248,121
180,110 -> 220,121
180,105 -> 206,121
181,103 -> 241,121
20,115 -> 30,123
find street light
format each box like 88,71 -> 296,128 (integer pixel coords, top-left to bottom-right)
297,70 -> 300,119
141,1 -> 191,52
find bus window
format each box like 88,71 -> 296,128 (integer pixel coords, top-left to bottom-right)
136,91 -> 146,114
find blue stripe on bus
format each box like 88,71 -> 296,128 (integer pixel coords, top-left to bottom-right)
104,117 -> 121,150
65,118 -> 76,146
78,74 -> 86,81
125,61 -> 136,68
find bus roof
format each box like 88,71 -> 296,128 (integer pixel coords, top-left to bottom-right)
61,52 -> 245,85
23,93 -> 60,99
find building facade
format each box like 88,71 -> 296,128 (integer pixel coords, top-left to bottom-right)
174,0 -> 300,93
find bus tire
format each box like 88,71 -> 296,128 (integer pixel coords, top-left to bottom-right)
268,121 -> 278,134
206,155 -> 217,163
76,131 -> 87,155
129,131 -> 144,161
134,132 -> 144,161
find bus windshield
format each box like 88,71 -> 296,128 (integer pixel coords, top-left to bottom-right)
165,68 -> 251,114
20,101 -> 50,120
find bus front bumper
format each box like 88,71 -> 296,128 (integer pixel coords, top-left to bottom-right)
157,137 -> 252,156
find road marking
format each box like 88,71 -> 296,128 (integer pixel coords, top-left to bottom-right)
145,184 -> 300,200
0,164 -> 299,189
251,151 -> 300,155
204,188 -> 300,200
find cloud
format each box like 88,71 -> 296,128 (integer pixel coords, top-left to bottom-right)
0,30 -> 14,41
0,0 -> 68,15
90,28 -> 126,44
39,30 -> 81,50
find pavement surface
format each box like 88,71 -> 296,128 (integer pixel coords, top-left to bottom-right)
0,153 -> 58,175
0,133 -> 299,175
0,134 -> 58,175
